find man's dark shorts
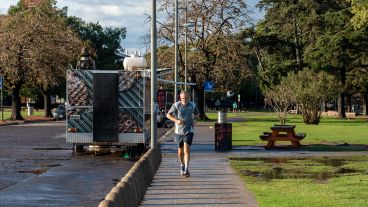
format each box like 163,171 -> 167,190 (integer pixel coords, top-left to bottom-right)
175,132 -> 193,148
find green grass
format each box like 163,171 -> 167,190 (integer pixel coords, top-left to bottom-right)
0,110 -> 45,120
206,111 -> 368,147
229,156 -> 368,207
221,112 -> 368,206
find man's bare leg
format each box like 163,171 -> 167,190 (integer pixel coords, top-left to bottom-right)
184,143 -> 191,176
178,146 -> 184,165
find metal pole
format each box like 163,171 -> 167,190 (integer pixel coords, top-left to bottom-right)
204,91 -> 206,113
174,0 -> 179,102
151,0 -> 157,148
1,77 -> 3,121
184,2 -> 188,91
1,87 -> 3,121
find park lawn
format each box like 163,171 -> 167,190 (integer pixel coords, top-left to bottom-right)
229,156 -> 368,207
206,112 -> 368,146
0,110 -> 45,120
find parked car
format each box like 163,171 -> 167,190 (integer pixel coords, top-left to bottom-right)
53,104 -> 66,120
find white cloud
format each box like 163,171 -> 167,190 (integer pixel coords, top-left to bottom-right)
0,0 -> 152,51
57,0 -> 152,50
0,0 -> 263,51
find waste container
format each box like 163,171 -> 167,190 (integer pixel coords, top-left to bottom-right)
215,123 -> 232,151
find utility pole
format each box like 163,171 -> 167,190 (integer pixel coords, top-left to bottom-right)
184,2 -> 188,91
174,0 -> 179,102
151,0 -> 157,148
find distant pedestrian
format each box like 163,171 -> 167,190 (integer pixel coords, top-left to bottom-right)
215,99 -> 221,110
166,91 -> 200,177
232,101 -> 237,113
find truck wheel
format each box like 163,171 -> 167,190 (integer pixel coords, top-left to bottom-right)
75,145 -> 84,152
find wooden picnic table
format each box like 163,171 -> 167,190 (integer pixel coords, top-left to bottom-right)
259,124 -> 306,149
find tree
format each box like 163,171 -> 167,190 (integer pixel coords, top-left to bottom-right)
0,0 -> 81,119
264,82 -> 294,125
65,16 -> 127,70
351,0 -> 368,29
153,0 -> 252,119
253,0 -> 367,118
304,1 -> 367,118
264,69 -> 338,125
287,69 -> 338,124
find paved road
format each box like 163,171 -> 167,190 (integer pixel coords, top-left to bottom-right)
0,121 -> 168,207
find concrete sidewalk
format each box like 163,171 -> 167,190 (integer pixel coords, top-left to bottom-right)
139,123 -> 258,207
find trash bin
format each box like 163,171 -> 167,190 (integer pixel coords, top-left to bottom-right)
215,123 -> 232,151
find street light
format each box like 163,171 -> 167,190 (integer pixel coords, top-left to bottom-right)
150,0 -> 157,148
175,1 -> 196,96
174,0 -> 179,103
183,19 -> 195,91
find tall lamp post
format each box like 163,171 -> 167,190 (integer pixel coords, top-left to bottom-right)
151,0 -> 157,148
182,0 -> 195,91
183,20 -> 195,91
174,0 -> 179,102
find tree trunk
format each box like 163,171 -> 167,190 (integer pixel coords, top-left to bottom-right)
346,93 -> 351,112
10,82 -> 24,120
292,12 -> 301,70
338,92 -> 346,118
362,91 -> 368,115
191,74 -> 209,120
337,67 -> 346,118
196,88 -> 206,120
41,89 -> 52,117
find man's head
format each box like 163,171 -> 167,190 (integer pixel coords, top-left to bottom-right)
179,91 -> 190,105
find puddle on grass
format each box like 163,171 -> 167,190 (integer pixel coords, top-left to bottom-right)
232,157 -> 362,181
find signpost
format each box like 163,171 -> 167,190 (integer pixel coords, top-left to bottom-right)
204,80 -> 214,111
204,80 -> 214,92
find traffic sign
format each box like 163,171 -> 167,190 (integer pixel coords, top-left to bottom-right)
0,77 -> 3,89
204,80 -> 214,92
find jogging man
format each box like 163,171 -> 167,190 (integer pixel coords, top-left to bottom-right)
167,91 -> 199,177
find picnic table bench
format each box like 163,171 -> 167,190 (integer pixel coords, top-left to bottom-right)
259,124 -> 306,149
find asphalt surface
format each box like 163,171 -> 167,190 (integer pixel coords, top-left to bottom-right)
0,120 -> 168,207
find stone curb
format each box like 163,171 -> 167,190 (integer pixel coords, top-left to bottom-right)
0,119 -> 54,126
98,144 -> 162,207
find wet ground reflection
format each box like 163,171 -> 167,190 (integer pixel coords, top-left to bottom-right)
230,157 -> 364,181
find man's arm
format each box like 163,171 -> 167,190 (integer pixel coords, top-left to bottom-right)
166,105 -> 184,125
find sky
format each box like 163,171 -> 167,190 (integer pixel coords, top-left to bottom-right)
0,0 -> 263,53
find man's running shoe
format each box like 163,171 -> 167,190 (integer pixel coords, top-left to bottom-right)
180,165 -> 185,176
184,170 -> 190,177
